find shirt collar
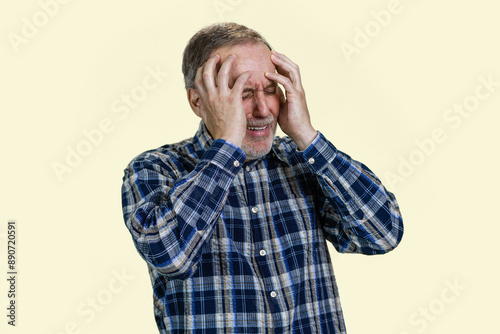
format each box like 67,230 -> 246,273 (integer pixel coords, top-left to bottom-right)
270,139 -> 292,166
193,121 -> 213,155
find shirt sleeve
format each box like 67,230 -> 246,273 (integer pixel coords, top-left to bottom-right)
121,140 -> 246,279
301,132 -> 404,254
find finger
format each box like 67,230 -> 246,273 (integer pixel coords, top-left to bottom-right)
194,64 -> 208,98
202,54 -> 220,93
218,54 -> 236,90
271,50 -> 298,70
270,51 -> 303,88
264,71 -> 296,96
272,56 -> 299,87
232,71 -> 252,95
277,86 -> 286,107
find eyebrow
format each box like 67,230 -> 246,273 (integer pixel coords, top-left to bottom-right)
242,83 -> 277,93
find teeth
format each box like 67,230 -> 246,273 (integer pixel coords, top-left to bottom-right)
247,126 -> 267,131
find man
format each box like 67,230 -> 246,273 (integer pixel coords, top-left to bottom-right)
121,22 -> 403,333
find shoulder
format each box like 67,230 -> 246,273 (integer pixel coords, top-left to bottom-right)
124,137 -> 198,177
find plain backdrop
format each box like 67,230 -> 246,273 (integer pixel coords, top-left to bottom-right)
1,0 -> 499,333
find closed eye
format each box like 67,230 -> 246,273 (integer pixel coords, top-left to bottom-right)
242,92 -> 254,100
242,88 -> 276,100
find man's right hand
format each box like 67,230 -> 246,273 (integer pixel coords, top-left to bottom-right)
193,54 -> 252,148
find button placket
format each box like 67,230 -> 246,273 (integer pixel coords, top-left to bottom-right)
243,160 -> 280,306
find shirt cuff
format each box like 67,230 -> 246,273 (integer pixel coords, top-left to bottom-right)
301,131 -> 338,173
201,139 -> 246,174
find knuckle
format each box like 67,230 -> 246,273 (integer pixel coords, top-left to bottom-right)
194,79 -> 202,88
208,95 -> 217,104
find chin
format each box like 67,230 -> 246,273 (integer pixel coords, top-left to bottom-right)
242,139 -> 273,161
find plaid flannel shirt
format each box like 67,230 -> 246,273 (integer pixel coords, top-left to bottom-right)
121,123 -> 403,333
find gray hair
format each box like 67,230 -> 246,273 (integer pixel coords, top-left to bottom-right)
182,22 -> 272,90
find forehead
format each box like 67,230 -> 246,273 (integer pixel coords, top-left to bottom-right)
212,42 -> 276,86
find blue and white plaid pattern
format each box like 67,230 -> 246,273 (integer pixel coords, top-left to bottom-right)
121,123 -> 403,333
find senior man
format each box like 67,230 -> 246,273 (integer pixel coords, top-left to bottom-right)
121,22 -> 403,333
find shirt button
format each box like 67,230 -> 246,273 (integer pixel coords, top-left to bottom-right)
251,206 -> 258,214
270,291 -> 277,298
196,221 -> 206,230
233,160 -> 240,167
259,249 -> 267,256
245,166 -> 251,172
308,157 -> 315,164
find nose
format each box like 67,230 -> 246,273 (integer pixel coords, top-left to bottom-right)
250,91 -> 271,118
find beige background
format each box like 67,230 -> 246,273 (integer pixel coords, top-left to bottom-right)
1,0 -> 498,333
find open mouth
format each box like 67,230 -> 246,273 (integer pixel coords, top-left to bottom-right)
246,124 -> 270,137
246,125 -> 268,131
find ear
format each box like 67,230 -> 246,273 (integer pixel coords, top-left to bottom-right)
187,88 -> 202,118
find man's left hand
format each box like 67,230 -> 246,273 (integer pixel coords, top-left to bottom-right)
265,51 -> 317,150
